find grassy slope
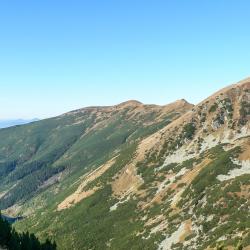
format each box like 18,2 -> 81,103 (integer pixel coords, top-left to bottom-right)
2,80 -> 250,250
15,142 -> 250,250
0,101 -> 191,210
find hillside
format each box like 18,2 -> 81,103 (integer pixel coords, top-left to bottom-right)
0,99 -> 191,211
0,78 -> 250,250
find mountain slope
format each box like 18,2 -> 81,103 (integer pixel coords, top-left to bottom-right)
0,99 -> 192,211
1,78 -> 250,250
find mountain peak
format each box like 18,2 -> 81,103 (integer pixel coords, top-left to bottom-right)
116,100 -> 143,108
173,98 -> 192,106
161,99 -> 194,113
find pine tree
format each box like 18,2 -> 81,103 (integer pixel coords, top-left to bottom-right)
0,211 -> 57,250
0,211 -> 12,248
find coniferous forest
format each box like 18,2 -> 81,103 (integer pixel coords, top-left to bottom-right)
0,212 -> 56,250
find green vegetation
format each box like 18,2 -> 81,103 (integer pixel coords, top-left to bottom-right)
181,145 -> 240,202
182,123 -> 196,139
16,185 -> 162,250
0,212 -> 56,250
0,104 -> 187,249
0,105 -> 182,209
209,103 -> 218,113
239,100 -> 250,125
178,145 -> 250,249
0,88 -> 249,250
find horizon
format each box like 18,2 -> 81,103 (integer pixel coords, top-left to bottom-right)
2,79 -> 248,120
1,1 -> 250,119
1,76 -> 249,120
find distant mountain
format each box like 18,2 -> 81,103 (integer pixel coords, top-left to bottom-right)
0,118 -> 39,129
0,78 -> 249,250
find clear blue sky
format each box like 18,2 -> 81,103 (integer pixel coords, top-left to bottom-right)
0,0 -> 250,119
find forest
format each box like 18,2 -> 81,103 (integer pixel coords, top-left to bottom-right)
0,212 -> 56,250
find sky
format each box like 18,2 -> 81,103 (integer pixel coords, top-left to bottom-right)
0,1 -> 250,119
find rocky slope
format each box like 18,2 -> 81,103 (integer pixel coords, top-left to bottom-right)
1,78 -> 250,250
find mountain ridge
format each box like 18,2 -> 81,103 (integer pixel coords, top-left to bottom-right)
65,99 -> 193,115
0,78 -> 249,250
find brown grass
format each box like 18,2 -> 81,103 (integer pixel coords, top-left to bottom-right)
57,156 -> 117,211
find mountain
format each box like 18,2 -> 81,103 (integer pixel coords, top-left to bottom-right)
0,78 -> 249,250
0,119 -> 39,129
0,99 -> 191,210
